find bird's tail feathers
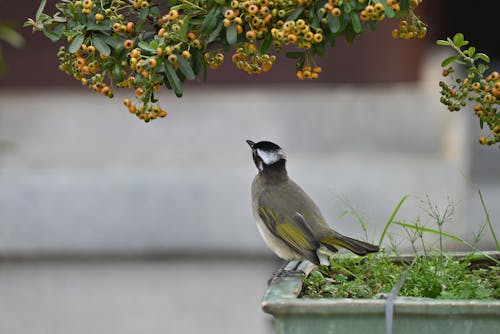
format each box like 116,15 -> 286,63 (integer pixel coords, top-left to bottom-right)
320,232 -> 379,256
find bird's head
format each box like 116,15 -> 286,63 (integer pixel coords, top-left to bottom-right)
246,140 -> 287,172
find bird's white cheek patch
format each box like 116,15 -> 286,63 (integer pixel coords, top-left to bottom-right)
256,149 -> 284,165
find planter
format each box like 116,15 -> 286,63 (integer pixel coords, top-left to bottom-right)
262,254 -> 500,334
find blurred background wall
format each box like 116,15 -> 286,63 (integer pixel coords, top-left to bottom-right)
0,1 -> 498,334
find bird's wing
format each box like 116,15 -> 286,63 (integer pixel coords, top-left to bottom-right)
257,206 -> 321,265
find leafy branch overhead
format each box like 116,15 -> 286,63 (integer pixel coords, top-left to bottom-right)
25,0 -> 426,122
438,33 -> 500,147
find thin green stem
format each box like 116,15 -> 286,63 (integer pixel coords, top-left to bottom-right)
477,187 -> 500,252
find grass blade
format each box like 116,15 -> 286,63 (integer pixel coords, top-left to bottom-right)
477,187 -> 500,252
378,195 -> 409,246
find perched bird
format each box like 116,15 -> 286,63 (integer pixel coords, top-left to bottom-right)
247,140 -> 379,266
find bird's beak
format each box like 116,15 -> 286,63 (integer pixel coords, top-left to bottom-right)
246,140 -> 255,149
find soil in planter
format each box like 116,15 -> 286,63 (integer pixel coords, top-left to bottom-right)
300,253 -> 500,300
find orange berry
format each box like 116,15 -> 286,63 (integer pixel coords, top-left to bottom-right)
76,57 -> 86,67
262,62 -> 273,72
101,86 -> 110,95
168,54 -> 178,64
313,33 -> 323,43
131,48 -> 140,58
135,87 -> 144,96
126,22 -> 135,33
287,33 -> 298,43
331,7 -> 341,16
374,3 -> 384,12
147,57 -> 157,68
112,22 -> 121,32
248,4 -> 258,15
95,13 -> 104,22
168,9 -> 179,20
128,105 -> 137,114
124,39 -> 135,49
296,70 -> 304,80
246,30 -> 257,40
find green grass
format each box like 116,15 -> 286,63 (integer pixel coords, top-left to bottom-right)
300,191 -> 500,300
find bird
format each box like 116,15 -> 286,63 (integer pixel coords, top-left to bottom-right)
247,140 -> 379,267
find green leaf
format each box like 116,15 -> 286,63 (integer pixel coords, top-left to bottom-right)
260,31 -> 272,54
0,25 -> 25,47
52,16 -> 67,23
452,33 -> 464,47
136,7 -> 149,31
285,51 -> 304,59
327,15 -> 341,34
343,1 -> 352,13
393,222 -> 463,243
138,40 -> 156,53
92,35 -> 111,56
474,52 -> 490,63
399,0 -> 410,11
465,46 -> 476,57
344,25 -> 356,44
350,11 -> 361,33
226,23 -> 237,45
113,63 -> 123,81
86,22 -> 109,32
192,50 -> 204,75
149,6 -> 161,17
477,63 -> 489,75
179,17 -> 190,40
436,39 -> 449,46
68,34 -> 85,53
440,55 -> 458,67
201,8 -> 219,34
208,21 -> 224,43
36,0 -> 47,21
164,62 -> 183,97
286,7 -> 303,21
382,2 -> 395,18
177,56 -> 195,80
103,35 -> 120,48
41,28 -> 61,42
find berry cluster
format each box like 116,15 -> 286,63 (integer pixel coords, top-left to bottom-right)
359,2 -> 387,22
296,65 -> 322,80
390,0 -> 426,39
271,19 -> 324,51
232,42 -> 276,74
27,0 -> 426,122
438,34 -> 500,147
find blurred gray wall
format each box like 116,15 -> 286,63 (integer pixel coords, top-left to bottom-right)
1,58 -> 497,257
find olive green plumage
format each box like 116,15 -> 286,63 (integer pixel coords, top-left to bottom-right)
248,140 -> 379,265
